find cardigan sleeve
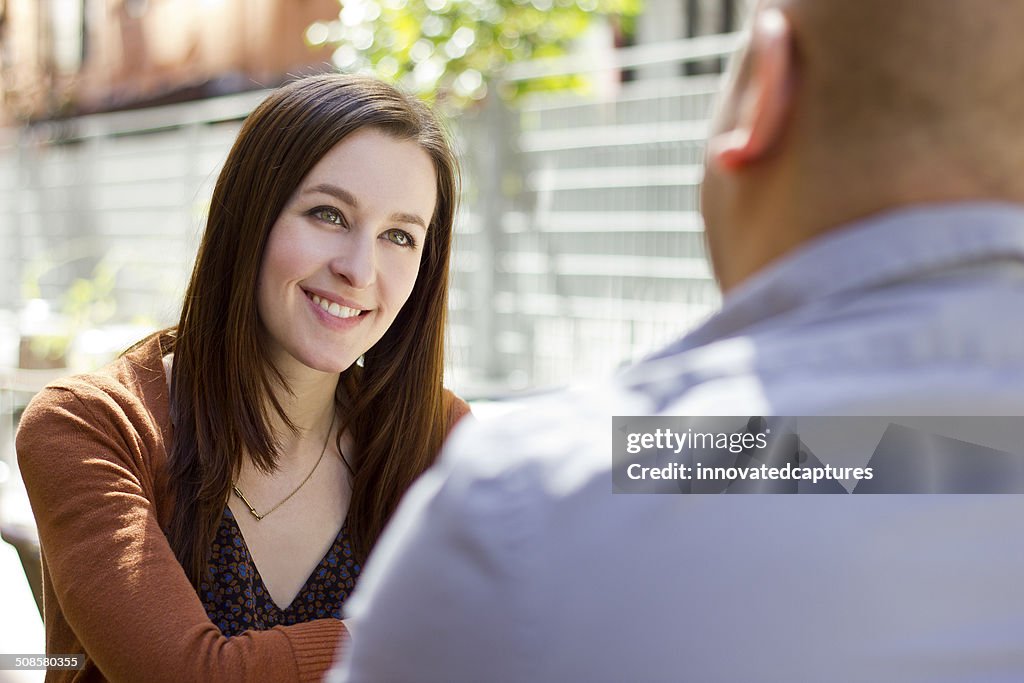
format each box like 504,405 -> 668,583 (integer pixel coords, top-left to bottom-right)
16,382 -> 347,683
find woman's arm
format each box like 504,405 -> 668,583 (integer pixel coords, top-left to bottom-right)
17,383 -> 346,683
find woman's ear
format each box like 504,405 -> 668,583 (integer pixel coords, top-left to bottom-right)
707,8 -> 796,171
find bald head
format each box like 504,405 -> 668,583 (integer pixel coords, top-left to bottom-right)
701,0 -> 1024,292
783,0 -> 1024,189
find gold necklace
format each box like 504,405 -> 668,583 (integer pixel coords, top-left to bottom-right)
231,411 -> 336,521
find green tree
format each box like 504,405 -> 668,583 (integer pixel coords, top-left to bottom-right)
307,0 -> 641,108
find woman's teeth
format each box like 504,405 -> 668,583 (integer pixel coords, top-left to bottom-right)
311,294 -> 362,319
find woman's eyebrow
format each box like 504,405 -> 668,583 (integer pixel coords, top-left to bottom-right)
391,212 -> 428,230
304,183 -> 358,207
304,182 -> 428,229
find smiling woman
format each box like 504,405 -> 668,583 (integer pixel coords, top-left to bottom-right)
15,75 -> 469,683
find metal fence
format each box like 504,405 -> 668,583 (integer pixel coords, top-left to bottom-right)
451,32 -> 739,394
0,32 -> 740,396
0,94 -> 265,320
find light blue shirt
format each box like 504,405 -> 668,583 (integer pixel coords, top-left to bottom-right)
336,203 -> 1024,683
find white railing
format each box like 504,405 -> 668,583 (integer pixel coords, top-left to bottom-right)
449,33 -> 739,394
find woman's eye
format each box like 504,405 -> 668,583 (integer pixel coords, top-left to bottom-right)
311,207 -> 344,226
383,229 -> 416,248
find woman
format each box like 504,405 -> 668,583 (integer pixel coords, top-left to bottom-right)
16,74 -> 469,682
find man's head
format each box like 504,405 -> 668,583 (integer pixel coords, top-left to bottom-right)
700,0 -> 1024,292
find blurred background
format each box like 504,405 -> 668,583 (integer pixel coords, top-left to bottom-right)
0,0 -> 751,661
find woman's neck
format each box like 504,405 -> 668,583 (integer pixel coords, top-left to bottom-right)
267,364 -> 341,458
164,348 -> 343,460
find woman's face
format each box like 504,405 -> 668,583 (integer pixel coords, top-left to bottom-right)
257,127 -> 437,377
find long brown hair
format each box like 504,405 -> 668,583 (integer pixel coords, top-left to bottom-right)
162,74 -> 459,586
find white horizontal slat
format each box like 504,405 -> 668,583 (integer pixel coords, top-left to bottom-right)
501,252 -> 711,280
511,210 -> 704,233
493,291 -> 718,324
506,32 -> 742,82
520,121 -> 708,152
527,164 -> 703,191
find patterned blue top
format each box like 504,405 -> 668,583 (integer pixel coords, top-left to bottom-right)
200,506 -> 360,636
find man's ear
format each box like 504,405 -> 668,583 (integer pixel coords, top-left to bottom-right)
707,8 -> 795,171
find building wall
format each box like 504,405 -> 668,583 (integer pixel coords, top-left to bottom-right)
0,0 -> 340,124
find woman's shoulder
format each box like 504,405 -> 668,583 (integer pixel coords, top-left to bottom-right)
441,388 -> 472,436
23,333 -> 165,416
16,333 -> 171,470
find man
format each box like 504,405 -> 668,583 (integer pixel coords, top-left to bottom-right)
335,1 -> 1024,680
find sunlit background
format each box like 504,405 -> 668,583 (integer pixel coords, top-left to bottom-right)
0,0 -> 753,395
0,0 -> 751,657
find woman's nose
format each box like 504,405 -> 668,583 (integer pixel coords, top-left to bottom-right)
329,233 -> 376,289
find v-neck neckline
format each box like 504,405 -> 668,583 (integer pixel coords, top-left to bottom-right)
222,505 -> 349,613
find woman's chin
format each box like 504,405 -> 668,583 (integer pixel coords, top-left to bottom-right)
274,349 -> 362,377
310,356 -> 361,375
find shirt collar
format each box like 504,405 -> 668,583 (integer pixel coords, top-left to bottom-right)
661,202 -> 1024,355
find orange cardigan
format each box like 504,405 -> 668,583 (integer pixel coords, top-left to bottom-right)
16,334 -> 470,682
